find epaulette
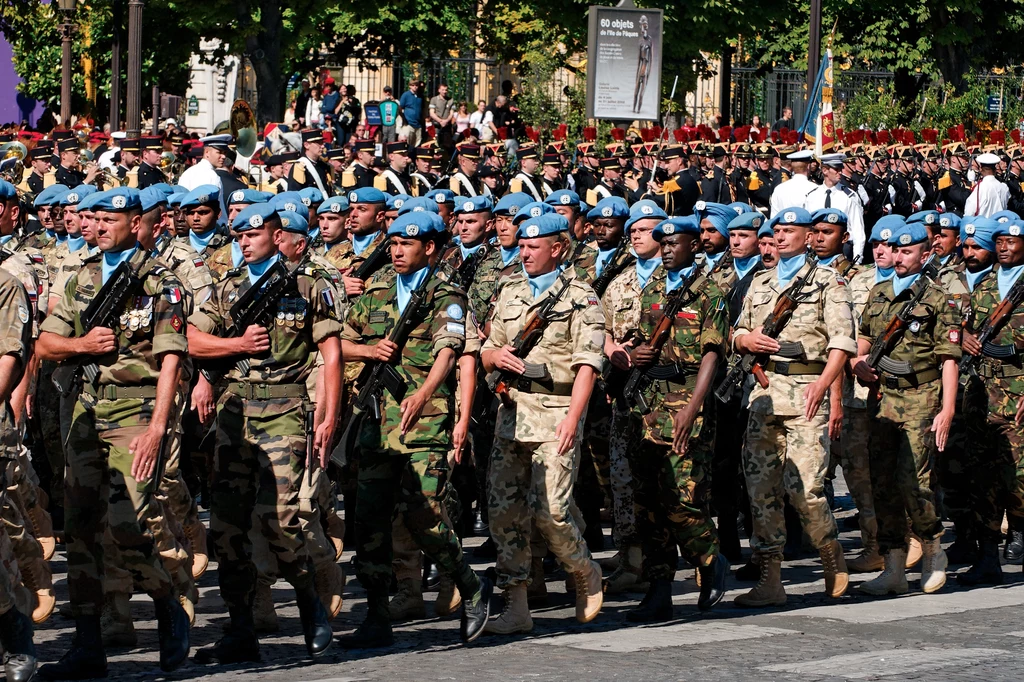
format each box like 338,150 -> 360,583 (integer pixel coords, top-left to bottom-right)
82,251 -> 102,264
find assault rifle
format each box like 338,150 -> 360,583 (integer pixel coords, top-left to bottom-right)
485,271 -> 574,406
591,244 -> 632,297
352,236 -> 391,281
715,255 -> 820,402
52,250 -> 152,395
959,270 -> 1024,386
331,245 -> 447,468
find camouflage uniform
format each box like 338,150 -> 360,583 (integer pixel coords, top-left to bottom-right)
962,274 -> 1024,543
734,261 -> 857,560
325,231 -> 386,273
188,257 -> 342,610
40,250 -> 188,616
481,270 -> 606,589
632,268 -> 727,577
859,277 -> 961,553
205,241 -> 239,279
342,271 -> 480,593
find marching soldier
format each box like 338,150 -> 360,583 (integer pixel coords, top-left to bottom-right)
449,144 -> 483,196
342,140 -> 375,191
646,144 -> 700,217
732,206 -> 855,607
54,138 -> 97,189
540,146 -> 565,196
509,145 -> 543,201
328,187 -> 388,297
114,138 -> 139,185
729,143 -> 754,204
700,144 -> 732,204
286,129 -> 330,194
37,187 -> 192,678
589,157 -> 628,203
24,143 -> 53,197
136,137 -> 167,189
937,142 -> 972,215
480,212 -> 605,634
186,202 -> 335,664
853,219 -> 958,597
374,142 -> 416,196
411,145 -> 438,195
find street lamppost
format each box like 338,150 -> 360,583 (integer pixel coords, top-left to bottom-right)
58,0 -> 77,128
125,0 -> 144,139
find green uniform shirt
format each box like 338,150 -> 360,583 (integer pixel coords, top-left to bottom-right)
966,273 -> 1024,419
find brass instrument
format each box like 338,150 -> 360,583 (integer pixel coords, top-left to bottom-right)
230,99 -> 258,158
159,150 -> 185,183
0,142 -> 27,186
97,168 -> 122,189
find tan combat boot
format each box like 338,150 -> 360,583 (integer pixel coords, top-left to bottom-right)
905,535 -> 922,568
325,512 -> 345,561
185,521 -> 209,580
179,592 -> 195,627
20,557 -> 55,624
527,555 -> 548,606
847,534 -> 884,573
315,561 -> 345,619
101,592 -> 137,647
919,537 -> 948,594
26,505 -> 55,562
484,584 -> 533,635
574,560 -> 604,623
733,556 -> 787,607
820,540 -> 849,598
435,575 -> 462,617
859,548 -> 909,595
389,578 -> 426,621
253,580 -> 279,632
604,545 -> 648,594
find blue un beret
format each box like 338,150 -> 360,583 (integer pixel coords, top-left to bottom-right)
34,184 -> 69,208
298,187 -> 324,206
494,192 -> 533,217
586,196 -> 629,222
768,206 -> 814,230
625,200 -> 668,230
387,211 -> 445,238
227,188 -> 273,206
60,185 -> 99,207
871,215 -> 906,243
179,185 -> 221,210
810,207 -> 848,228
454,195 -> 493,215
318,195 -> 351,215
76,191 -> 104,212
993,218 -> 1024,239
271,191 -> 305,214
938,213 -> 961,230
727,211 -> 766,232
428,189 -> 455,206
961,216 -> 996,252
386,194 -> 410,211
348,187 -> 387,204
90,187 -> 142,213
0,179 -> 18,201
728,201 -> 754,217
991,210 -> 1021,225
544,189 -> 581,208
278,210 -> 309,235
888,222 -> 929,247
233,203 -> 279,232
139,186 -> 170,213
516,213 -> 570,240
513,201 -> 555,225
399,196 -> 440,216
906,210 -> 940,227
653,216 -> 700,240
758,223 -> 775,239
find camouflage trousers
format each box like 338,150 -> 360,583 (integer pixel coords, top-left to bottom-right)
867,413 -> 943,553
210,400 -> 313,609
392,461 -> 463,582
965,410 -> 1024,543
743,410 -> 838,559
355,448 -> 477,594
607,406 -> 640,546
633,429 -> 719,580
33,361 -> 63,504
1,457 -> 44,572
935,415 -> 970,527
65,397 -> 175,617
489,436 -> 593,589
0,498 -> 29,618
838,406 -> 877,549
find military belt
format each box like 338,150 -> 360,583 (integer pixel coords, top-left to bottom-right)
764,360 -> 826,376
880,367 -> 941,390
644,362 -> 699,381
978,362 -> 1024,379
514,378 -> 574,396
650,375 -> 698,394
227,382 -> 308,400
83,384 -> 158,400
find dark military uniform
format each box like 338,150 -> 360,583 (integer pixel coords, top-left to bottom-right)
26,172 -> 45,197
937,168 -> 971,215
287,156 -> 331,193
54,164 -> 84,189
136,161 -> 165,190
649,170 -> 699,217
700,165 -> 732,204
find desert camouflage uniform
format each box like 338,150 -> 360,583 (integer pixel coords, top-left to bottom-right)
205,241 -> 240,279
40,249 -> 188,617
734,260 -> 857,560
632,268 -> 727,577
481,269 -> 606,589
962,273 -> 1024,543
188,256 -> 341,611
860,276 -> 960,553
191,231 -> 230,262
324,231 -> 387,273
342,271 -> 480,596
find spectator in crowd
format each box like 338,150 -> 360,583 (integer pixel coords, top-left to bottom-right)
400,80 -> 424,146
379,86 -> 400,144
455,102 -> 471,135
339,84 -> 362,145
749,114 -> 763,141
305,87 -> 323,129
283,99 -> 297,126
295,79 -> 311,126
772,106 -> 794,133
470,99 -> 493,142
429,83 -> 456,152
321,78 -> 341,138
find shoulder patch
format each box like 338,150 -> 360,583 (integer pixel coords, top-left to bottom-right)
193,258 -> 205,268
164,285 -> 183,304
446,303 -> 464,320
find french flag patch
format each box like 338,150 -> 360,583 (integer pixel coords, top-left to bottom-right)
164,286 -> 183,304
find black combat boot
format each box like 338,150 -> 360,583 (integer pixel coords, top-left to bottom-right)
474,536 -> 497,559
39,616 -> 107,680
1004,523 -> 1024,564
337,589 -> 393,649
457,570 -> 493,643
0,606 -> 37,682
194,604 -> 261,664
626,578 -> 673,622
697,554 -> 729,611
959,541 -> 1004,586
295,585 -> 333,658
422,559 -> 441,592
735,556 -> 760,582
154,595 -> 190,672
717,509 -> 742,563
946,521 -> 978,565
473,509 -> 488,536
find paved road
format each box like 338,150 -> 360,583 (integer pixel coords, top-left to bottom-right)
33,480 -> 1024,682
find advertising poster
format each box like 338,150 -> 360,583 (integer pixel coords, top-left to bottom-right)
586,5 -> 663,121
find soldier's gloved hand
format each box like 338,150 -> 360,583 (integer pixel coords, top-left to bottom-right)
80,326 -> 117,356
372,339 -> 398,363
239,325 -> 270,355
492,345 -> 526,375
961,330 -> 982,356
